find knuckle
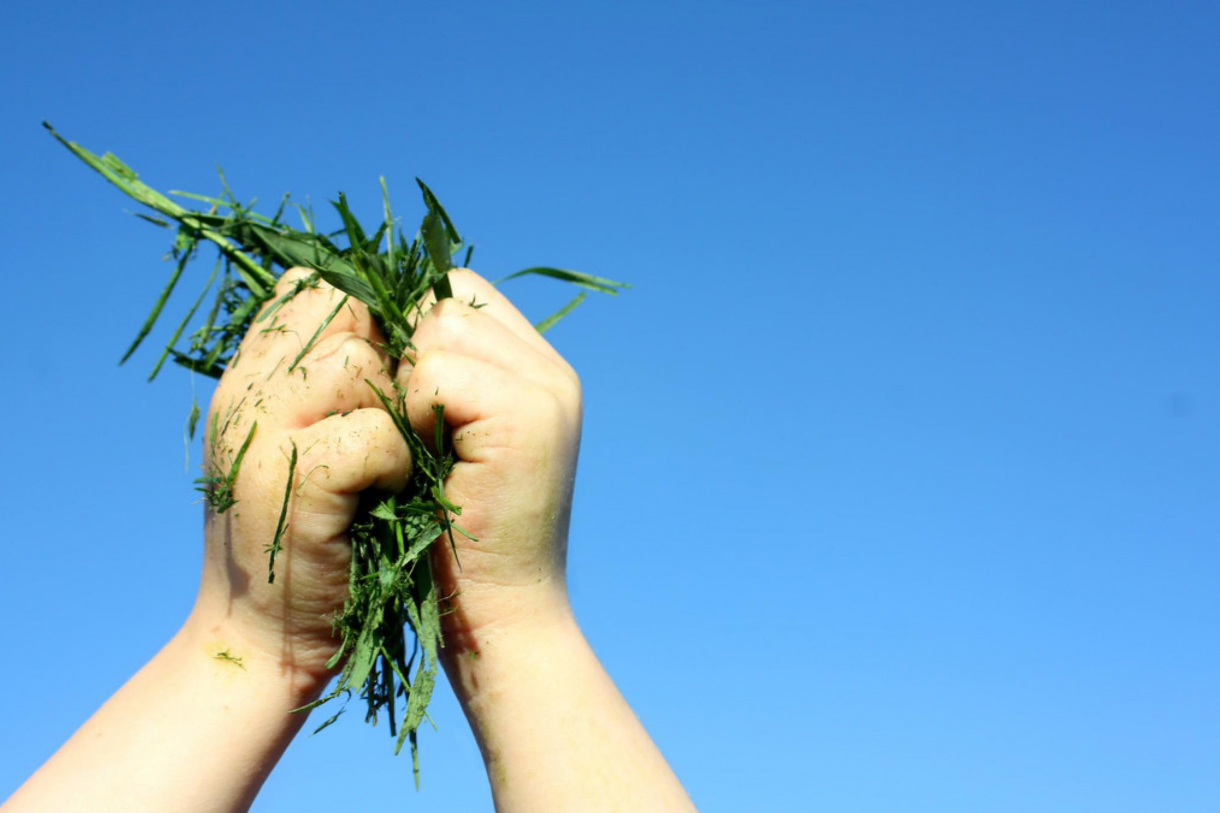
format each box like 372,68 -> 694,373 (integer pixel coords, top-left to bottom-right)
450,269 -> 496,307
349,406 -> 398,442
337,333 -> 378,364
427,300 -> 472,347
365,406 -> 396,431
445,268 -> 478,295
403,351 -> 444,400
531,385 -> 581,448
306,333 -> 381,370
541,387 -> 567,425
275,266 -> 314,292
552,363 -> 583,416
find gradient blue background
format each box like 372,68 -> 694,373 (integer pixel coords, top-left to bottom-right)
1,1 -> 1217,810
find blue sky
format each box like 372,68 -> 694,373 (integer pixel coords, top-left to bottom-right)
1,1 -> 1217,810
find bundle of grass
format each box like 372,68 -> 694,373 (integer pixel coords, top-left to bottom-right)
46,123 -> 625,785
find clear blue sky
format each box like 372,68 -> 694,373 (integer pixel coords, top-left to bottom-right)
1,1 -> 1217,810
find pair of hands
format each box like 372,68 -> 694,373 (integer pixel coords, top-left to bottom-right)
3,264 -> 695,813
194,267 -> 581,694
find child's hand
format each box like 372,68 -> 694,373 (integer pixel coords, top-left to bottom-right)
192,269 -> 411,691
400,271 -> 696,812
400,269 -> 582,651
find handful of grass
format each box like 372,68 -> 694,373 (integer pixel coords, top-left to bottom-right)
47,123 -> 625,785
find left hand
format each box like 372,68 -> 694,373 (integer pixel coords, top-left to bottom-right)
190,268 -> 413,690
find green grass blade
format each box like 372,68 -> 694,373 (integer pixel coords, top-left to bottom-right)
44,122 -> 188,218
288,295 -> 349,373
121,236 -> 196,364
421,210 -> 453,300
228,422 -> 257,487
381,177 -> 396,271
266,441 -> 297,583
310,709 -> 345,736
332,192 -> 367,247
496,266 -> 630,295
415,178 -> 461,244
418,180 -> 456,301
315,268 -> 378,306
133,212 -> 169,227
534,291 -> 587,334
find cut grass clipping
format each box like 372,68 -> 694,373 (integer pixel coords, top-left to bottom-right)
47,123 -> 627,787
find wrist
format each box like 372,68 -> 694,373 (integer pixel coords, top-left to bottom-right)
438,600 -> 697,812
180,606 -> 335,708
440,583 -> 578,706
7,612 -> 328,812
439,577 -> 571,653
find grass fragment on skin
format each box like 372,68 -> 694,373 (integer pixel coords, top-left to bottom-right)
288,294 -> 349,373
50,123 -> 628,783
197,421 -> 257,514
266,441 -> 297,584
213,649 -> 245,669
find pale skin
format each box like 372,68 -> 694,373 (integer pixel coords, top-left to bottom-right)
2,269 -> 695,813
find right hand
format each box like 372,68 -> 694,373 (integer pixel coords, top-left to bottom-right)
399,269 -> 583,652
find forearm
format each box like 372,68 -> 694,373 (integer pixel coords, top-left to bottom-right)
2,610 -> 327,813
444,593 -> 696,813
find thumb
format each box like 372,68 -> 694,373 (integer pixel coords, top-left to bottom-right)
287,408 -> 413,539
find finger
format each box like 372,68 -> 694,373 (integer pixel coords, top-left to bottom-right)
414,269 -> 566,365
292,407 -> 413,503
401,297 -> 575,394
238,268 -> 382,372
403,349 -> 578,465
274,332 -> 395,429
